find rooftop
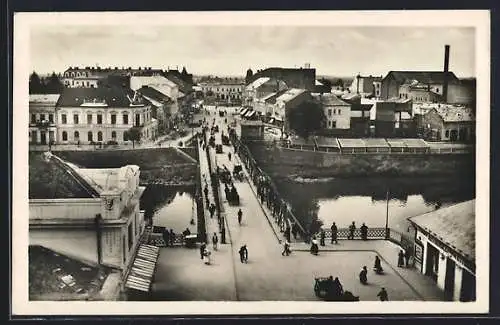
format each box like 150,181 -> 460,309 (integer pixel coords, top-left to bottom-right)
29,94 -> 61,104
246,77 -> 271,90
385,71 -> 460,85
434,106 -> 475,122
311,93 -> 350,106
276,88 -> 306,103
408,200 -> 475,261
138,86 -> 173,104
77,165 -> 140,195
57,86 -> 146,108
29,152 -> 99,199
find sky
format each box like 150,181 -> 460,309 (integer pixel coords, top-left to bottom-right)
30,25 -> 475,78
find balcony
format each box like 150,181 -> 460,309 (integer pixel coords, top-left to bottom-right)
30,120 -> 55,128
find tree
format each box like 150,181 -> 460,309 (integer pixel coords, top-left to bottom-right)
29,72 -> 43,94
45,72 -> 64,94
333,78 -> 344,88
287,100 -> 326,139
125,126 -> 142,149
245,68 -> 253,84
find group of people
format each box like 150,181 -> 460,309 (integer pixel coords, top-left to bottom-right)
162,228 -> 177,246
359,257 -> 389,301
347,221 -> 369,240
398,249 -> 412,267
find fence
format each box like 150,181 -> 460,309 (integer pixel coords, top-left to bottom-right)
321,227 -> 387,240
229,129 -> 308,241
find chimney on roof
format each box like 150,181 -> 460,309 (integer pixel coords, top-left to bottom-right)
443,44 -> 450,103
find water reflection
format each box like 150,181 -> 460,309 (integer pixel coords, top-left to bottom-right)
140,185 -> 195,232
275,176 -> 475,234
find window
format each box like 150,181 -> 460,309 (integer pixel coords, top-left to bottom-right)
49,114 -> 54,123
123,132 -> 128,141
128,223 -> 133,250
123,114 -> 129,125
111,131 -> 116,139
39,114 -> 45,121
62,131 -> 68,141
111,114 -> 116,125
445,130 -> 450,138
135,114 -> 140,126
328,109 -> 332,116
73,114 -> 79,124
97,131 -> 103,141
31,114 -> 36,124
61,114 -> 67,124
331,121 -> 337,128
97,114 -> 102,124
74,131 -> 79,141
436,88 -> 439,93
88,131 -> 93,142
328,121 -> 332,128
87,114 -> 92,124
338,109 -> 341,115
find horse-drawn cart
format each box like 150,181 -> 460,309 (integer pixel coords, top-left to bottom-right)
314,277 -> 359,302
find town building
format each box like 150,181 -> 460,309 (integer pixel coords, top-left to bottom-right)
274,88 -> 311,133
244,77 -> 288,109
29,151 -> 146,275
62,66 -> 164,88
419,106 -> 475,142
398,80 -> 443,103
408,200 -> 476,302
136,86 -> 178,132
198,79 -> 245,104
369,98 -> 415,138
55,86 -> 158,145
29,94 -> 60,145
246,65 -> 316,91
349,74 -> 383,98
341,94 -> 371,137
311,93 -> 351,130
253,90 -> 289,118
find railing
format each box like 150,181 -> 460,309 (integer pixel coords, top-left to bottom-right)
320,227 -> 388,240
228,129 -> 308,242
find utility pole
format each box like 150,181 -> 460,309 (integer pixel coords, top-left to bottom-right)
385,188 -> 390,239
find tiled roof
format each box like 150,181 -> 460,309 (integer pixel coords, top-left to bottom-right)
408,200 -> 475,261
276,88 -> 306,103
29,152 -> 99,199
246,77 -> 271,90
56,86 -> 145,108
385,71 -> 459,84
137,86 -> 173,105
29,94 -> 61,104
434,107 -> 475,122
312,93 -> 350,106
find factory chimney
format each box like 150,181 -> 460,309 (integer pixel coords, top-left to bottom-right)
442,44 -> 450,103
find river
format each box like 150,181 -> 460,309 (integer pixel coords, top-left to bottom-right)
274,176 -> 475,235
139,185 -> 196,233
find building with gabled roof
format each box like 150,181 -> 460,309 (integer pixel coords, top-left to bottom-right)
29,94 -> 60,146
55,86 -> 158,145
311,93 -> 351,129
419,106 -> 475,142
29,151 -> 147,277
408,200 -> 476,301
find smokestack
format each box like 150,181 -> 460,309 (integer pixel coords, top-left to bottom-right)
443,45 -> 450,103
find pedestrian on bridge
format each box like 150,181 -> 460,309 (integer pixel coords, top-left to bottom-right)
320,229 -> 326,246
237,209 -> 243,225
330,222 -> 338,244
169,229 -> 175,246
360,223 -> 368,241
212,232 -> 219,251
348,222 -> 356,240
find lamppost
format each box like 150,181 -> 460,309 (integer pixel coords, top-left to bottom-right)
385,188 -> 390,239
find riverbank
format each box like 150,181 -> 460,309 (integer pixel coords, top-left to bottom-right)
247,142 -> 475,178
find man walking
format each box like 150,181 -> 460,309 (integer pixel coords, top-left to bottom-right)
405,249 -> 412,267
200,242 -> 207,260
330,222 -> 338,244
281,240 -> 291,256
237,208 -> 243,225
239,245 -> 248,263
212,232 -> 219,251
377,287 -> 389,301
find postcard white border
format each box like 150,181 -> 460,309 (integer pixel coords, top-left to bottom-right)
12,10 -> 490,315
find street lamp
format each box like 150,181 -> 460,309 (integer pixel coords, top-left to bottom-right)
385,188 -> 390,239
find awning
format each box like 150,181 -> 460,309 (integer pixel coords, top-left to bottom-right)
243,110 -> 253,117
125,244 -> 160,293
240,108 -> 249,116
247,110 -> 256,118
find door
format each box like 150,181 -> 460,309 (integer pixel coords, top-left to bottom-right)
450,129 -> 458,141
460,270 -> 476,302
425,244 -> 439,282
40,131 -> 47,145
444,257 -> 455,300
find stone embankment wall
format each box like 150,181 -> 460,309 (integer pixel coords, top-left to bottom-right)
247,143 -> 475,178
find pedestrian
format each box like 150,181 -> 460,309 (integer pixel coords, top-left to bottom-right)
285,224 -> 291,242
360,223 -> 368,240
310,236 -> 319,255
228,152 -> 232,161
404,248 -> 412,267
359,266 -> 368,285
239,244 -> 248,263
162,229 -> 170,247
330,222 -> 338,244
204,185 -> 209,198
205,196 -> 210,208
398,250 -> 405,267
200,242 -> 207,259
320,229 -> 326,246
374,255 -> 383,273
237,208 -> 243,225
281,240 -> 291,256
348,222 -> 356,240
377,287 -> 389,301
169,229 -> 175,246
203,248 -> 212,265
209,203 -> 216,219
212,232 -> 218,251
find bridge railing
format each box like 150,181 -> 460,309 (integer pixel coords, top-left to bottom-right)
319,227 -> 387,240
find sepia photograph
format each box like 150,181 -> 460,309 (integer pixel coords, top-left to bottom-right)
12,10 -> 490,315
